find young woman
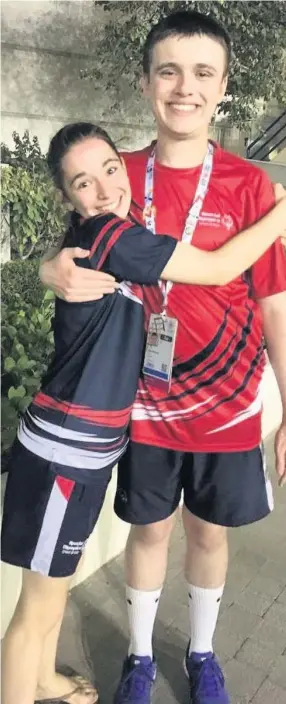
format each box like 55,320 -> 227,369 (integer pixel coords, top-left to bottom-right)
2,122 -> 286,704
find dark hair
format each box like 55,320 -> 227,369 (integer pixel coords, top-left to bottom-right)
143,10 -> 231,78
47,122 -> 120,190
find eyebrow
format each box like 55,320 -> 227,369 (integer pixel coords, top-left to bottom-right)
69,171 -> 86,187
156,61 -> 217,73
102,157 -> 120,167
196,62 -> 217,73
69,157 -> 120,187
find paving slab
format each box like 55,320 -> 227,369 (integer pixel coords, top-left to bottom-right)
252,678 -> 286,704
268,655 -> 286,689
235,637 -> 280,671
57,438 -> 286,703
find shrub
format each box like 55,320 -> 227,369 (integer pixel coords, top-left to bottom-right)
1,131 -> 62,458
1,289 -> 55,453
1,259 -> 44,308
1,130 -> 65,260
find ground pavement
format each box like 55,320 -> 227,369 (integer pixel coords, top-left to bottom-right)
57,431 -> 286,704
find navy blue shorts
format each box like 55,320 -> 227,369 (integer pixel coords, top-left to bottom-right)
1,439 -> 112,577
115,441 -> 274,527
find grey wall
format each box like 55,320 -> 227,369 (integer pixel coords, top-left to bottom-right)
2,0 -> 285,167
1,0 -> 156,152
251,160 -> 286,187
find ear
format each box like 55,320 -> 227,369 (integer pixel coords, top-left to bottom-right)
140,74 -> 151,98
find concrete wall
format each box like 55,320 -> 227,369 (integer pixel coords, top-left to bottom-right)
2,0 -> 280,160
251,160 -> 286,187
1,0 -> 156,152
273,147 -> 286,165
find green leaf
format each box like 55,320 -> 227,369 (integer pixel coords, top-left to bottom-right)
17,354 -> 30,370
25,359 -> 37,369
43,289 -> 55,302
24,377 -> 40,389
8,385 -> 26,399
33,370 -> 42,378
6,325 -> 17,339
41,319 -> 51,333
18,396 -> 32,413
1,396 -> 19,423
15,343 -> 25,356
1,426 -> 17,451
4,356 -> 16,372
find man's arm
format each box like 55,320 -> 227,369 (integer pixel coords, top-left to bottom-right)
259,292 -> 286,486
39,245 -> 119,301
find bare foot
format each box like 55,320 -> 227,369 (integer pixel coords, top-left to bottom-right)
36,673 -> 98,703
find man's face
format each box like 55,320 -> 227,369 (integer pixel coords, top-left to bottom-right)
142,34 -> 228,140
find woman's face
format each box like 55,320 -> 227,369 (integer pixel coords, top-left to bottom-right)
61,137 -> 131,219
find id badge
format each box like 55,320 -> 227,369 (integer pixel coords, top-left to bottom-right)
143,314 -> 178,391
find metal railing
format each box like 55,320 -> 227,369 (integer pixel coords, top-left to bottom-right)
246,109 -> 286,161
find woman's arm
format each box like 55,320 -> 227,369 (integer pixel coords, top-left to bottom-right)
39,185 -> 286,299
162,190 -> 286,286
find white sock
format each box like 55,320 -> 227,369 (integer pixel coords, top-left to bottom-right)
126,585 -> 162,658
187,583 -> 225,655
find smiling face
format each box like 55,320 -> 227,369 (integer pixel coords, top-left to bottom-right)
142,33 -> 228,141
60,137 -> 131,219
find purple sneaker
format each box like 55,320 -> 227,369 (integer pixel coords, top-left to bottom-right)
184,646 -> 229,704
114,654 -> 157,703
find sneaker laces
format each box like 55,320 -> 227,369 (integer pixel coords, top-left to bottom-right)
192,657 -> 225,698
120,660 -> 154,700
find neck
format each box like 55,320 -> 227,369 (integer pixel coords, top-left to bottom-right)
155,130 -> 209,168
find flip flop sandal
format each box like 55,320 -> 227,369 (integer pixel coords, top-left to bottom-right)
35,674 -> 99,704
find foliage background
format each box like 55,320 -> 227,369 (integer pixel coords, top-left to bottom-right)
1,132 -> 61,460
88,0 -> 286,127
1,131 -> 65,260
1,289 -> 55,455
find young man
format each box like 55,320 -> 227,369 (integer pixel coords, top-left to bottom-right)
40,10 -> 286,704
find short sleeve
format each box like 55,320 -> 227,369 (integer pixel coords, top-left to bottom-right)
106,222 -> 177,284
85,213 -> 177,285
249,169 -> 286,299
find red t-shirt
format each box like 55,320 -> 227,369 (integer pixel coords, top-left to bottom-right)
123,144 -> 286,452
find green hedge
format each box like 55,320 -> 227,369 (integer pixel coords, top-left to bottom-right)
1,131 -> 65,260
1,259 -> 44,308
1,263 -> 55,454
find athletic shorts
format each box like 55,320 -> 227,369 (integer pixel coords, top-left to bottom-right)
1,439 -> 112,577
115,441 -> 274,527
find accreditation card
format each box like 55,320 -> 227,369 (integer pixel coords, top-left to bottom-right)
143,313 -> 178,391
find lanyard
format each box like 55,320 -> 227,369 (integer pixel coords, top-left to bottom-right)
144,141 -> 214,312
